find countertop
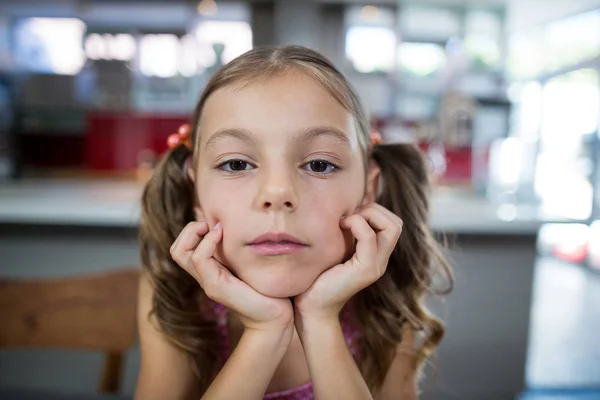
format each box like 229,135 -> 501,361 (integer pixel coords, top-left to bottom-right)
0,179 -> 563,234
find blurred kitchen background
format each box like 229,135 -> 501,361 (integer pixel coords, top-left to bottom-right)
0,0 -> 599,399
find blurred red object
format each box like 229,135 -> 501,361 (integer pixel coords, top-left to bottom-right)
552,242 -> 588,264
86,112 -> 188,171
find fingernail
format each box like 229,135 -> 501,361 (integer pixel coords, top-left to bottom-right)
213,222 -> 221,230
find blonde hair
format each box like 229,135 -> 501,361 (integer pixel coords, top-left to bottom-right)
140,45 -> 453,393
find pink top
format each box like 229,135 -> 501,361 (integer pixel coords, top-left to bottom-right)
206,300 -> 362,400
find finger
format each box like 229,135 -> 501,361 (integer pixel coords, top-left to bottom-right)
170,221 -> 206,254
340,215 -> 378,277
178,221 -> 210,253
356,207 -> 402,273
359,202 -> 402,230
170,221 -> 209,270
189,224 -> 223,285
356,206 -> 402,244
171,221 -> 209,274
170,221 -> 193,253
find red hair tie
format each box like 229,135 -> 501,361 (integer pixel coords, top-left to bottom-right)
167,124 -> 192,150
370,129 -> 382,147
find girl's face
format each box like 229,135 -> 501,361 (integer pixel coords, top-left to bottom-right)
194,71 -> 368,298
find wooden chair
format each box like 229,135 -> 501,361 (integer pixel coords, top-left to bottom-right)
0,268 -> 140,394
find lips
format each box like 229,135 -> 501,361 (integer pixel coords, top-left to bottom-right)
248,232 -> 308,255
250,232 -> 306,245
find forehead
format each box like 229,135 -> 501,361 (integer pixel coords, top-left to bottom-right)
197,71 -> 356,143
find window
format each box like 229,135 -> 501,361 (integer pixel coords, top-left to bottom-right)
344,6 -> 396,73
179,34 -> 202,77
400,7 -> 461,42
84,33 -> 136,61
135,20 -> 252,79
397,42 -> 446,77
508,29 -> 545,80
13,18 -> 85,75
544,9 -> 600,71
194,20 -> 252,66
139,34 -> 180,78
464,9 -> 502,69
346,26 -> 396,73
509,9 -> 600,80
464,35 -> 501,69
534,69 -> 599,220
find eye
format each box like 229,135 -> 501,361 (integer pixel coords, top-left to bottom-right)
218,160 -> 254,173
302,160 -> 338,174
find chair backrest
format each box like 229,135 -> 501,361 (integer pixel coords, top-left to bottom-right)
0,268 -> 140,393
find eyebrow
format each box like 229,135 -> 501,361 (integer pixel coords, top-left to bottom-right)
297,126 -> 352,147
204,128 -> 256,151
203,125 -> 352,150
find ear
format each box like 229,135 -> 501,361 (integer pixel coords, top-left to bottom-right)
363,159 -> 381,205
185,156 -> 206,222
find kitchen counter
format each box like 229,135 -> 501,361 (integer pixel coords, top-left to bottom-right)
0,178 -> 558,234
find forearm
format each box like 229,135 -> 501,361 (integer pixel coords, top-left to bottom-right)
298,317 -> 372,400
202,326 -> 292,400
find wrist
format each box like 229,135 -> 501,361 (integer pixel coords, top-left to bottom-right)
243,322 -> 295,351
295,312 -> 341,340
295,305 -> 340,326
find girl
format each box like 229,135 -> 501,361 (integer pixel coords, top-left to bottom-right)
135,45 -> 452,400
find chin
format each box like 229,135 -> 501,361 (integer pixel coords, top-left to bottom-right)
243,270 -> 316,298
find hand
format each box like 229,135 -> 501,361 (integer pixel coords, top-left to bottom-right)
170,221 -> 294,333
294,203 -> 403,324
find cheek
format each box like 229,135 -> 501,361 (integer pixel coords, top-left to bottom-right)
305,177 -> 364,221
308,174 -> 364,214
314,216 -> 355,268
302,184 -> 362,265
197,179 -> 248,224
196,181 -> 250,268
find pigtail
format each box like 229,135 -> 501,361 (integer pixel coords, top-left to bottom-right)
355,143 -> 454,390
139,144 -> 219,391
141,144 -> 194,255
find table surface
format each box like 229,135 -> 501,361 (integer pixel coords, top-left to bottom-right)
0,178 -> 572,234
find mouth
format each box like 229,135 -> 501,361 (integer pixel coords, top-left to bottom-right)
248,232 -> 308,255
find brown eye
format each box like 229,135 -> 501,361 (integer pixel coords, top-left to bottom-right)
218,159 -> 253,173
229,160 -> 249,171
302,160 -> 338,174
310,161 -> 329,173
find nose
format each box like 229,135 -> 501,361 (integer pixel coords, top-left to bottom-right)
254,165 -> 299,212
